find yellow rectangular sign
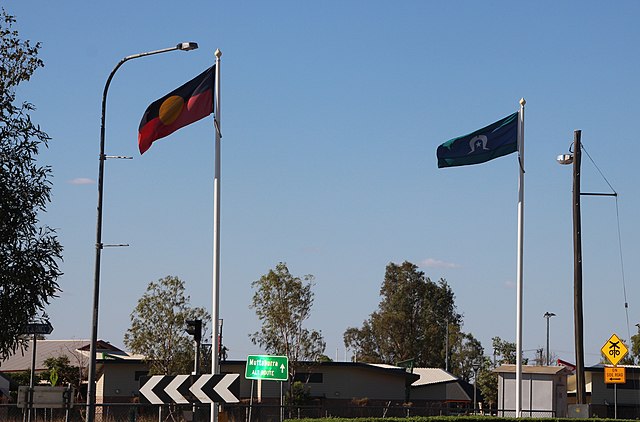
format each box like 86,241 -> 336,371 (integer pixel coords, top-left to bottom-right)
604,366 -> 626,384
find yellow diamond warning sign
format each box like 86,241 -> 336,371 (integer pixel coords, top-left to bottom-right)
601,333 -> 628,366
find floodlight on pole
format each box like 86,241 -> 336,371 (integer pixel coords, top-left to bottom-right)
471,361 -> 481,414
556,130 -> 586,405
87,42 -> 198,422
557,131 -> 617,406
543,312 -> 556,366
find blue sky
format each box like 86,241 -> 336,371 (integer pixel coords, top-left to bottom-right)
6,1 -> 640,366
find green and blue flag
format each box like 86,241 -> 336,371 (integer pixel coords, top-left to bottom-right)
437,111 -> 518,168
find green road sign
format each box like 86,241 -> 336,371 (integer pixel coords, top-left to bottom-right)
245,355 -> 288,381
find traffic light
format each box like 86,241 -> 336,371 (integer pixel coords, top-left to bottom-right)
185,319 -> 202,343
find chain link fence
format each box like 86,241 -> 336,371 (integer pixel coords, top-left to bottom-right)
0,402 -> 563,422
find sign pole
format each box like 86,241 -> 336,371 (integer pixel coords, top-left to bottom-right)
614,383 -> 617,419
248,380 -> 254,422
28,332 -> 37,422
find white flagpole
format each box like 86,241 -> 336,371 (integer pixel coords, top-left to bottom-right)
211,49 -> 222,422
515,98 -> 526,417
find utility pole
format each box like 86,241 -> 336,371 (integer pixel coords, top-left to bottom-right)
572,130 -> 586,405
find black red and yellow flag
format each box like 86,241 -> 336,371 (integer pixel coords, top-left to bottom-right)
138,65 -> 214,154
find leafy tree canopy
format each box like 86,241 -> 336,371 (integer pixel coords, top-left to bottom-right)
0,8 -> 62,360
43,355 -> 82,390
343,261 -> 463,368
124,276 -> 210,375
249,262 -> 326,375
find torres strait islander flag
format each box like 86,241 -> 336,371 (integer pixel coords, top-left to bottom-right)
436,111 -> 518,168
138,65 -> 215,154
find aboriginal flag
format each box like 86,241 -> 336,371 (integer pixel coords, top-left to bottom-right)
138,65 -> 215,154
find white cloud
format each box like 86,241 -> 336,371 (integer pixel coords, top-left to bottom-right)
504,280 -> 516,289
420,258 -> 461,269
68,178 -> 94,185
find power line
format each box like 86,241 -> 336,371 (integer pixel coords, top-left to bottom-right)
582,144 -> 630,341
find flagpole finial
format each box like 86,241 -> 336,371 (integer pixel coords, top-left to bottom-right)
215,49 -> 222,58
520,98 -> 526,106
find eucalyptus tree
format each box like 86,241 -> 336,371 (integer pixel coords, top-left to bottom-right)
344,261 -> 462,368
250,262 -> 326,381
124,276 -> 210,375
0,9 -> 62,360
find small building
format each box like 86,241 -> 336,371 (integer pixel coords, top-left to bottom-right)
221,360 -> 418,403
0,339 -> 148,404
409,367 -> 473,414
219,361 -> 476,418
570,365 -> 640,419
494,364 -> 571,417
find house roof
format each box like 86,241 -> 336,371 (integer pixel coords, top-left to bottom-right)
493,364 -> 573,375
0,340 -> 140,372
411,367 -> 458,386
584,363 -> 640,372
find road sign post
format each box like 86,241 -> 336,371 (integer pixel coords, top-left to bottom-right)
601,333 -> 628,420
245,355 -> 288,381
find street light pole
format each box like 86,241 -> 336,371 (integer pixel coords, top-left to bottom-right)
472,361 -> 481,414
557,131 -> 618,407
543,312 -> 556,366
556,129 -> 586,405
87,42 -> 198,422
571,130 -> 586,405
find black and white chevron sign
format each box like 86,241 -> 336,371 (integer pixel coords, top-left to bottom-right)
139,374 -> 240,404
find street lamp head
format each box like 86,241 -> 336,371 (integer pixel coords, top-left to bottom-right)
544,312 -> 556,318
177,42 -> 199,51
557,154 -> 573,165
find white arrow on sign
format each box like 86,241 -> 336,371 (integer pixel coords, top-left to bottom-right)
139,375 -> 164,405
189,374 -> 212,403
165,374 -> 189,404
213,374 -> 239,404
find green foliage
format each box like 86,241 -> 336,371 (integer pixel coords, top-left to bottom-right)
43,355 -> 82,390
343,261 -> 463,368
474,356 -> 497,407
0,9 -> 63,361
630,331 -> 640,365
491,336 -> 527,365
449,331 -> 484,382
249,262 -> 326,367
124,276 -> 210,375
287,418 -> 610,422
285,380 -> 311,405
5,369 -> 40,386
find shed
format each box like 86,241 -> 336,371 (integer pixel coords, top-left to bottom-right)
494,364 -> 571,417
